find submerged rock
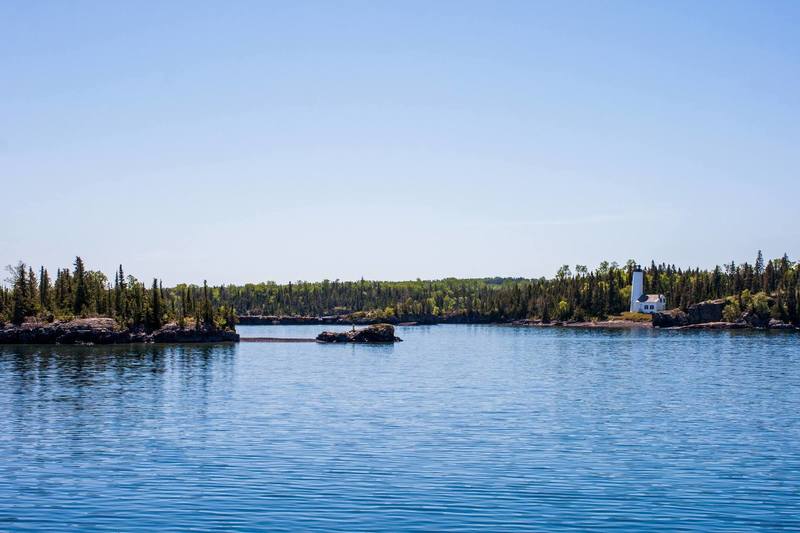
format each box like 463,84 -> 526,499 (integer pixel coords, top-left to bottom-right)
316,323 -> 402,343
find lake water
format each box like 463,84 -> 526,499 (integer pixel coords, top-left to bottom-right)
1,325 -> 799,531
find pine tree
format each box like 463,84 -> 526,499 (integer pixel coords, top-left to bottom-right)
73,257 -> 88,316
202,280 -> 213,328
150,278 -> 162,329
115,265 -> 127,321
39,267 -> 51,313
27,267 -> 39,315
787,278 -> 799,325
11,263 -> 30,324
0,287 -> 8,322
753,250 -> 764,291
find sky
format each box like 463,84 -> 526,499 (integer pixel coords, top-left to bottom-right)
1,0 -> 798,285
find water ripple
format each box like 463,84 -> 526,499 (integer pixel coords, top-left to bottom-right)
1,326 -> 799,530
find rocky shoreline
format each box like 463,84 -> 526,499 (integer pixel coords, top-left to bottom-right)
511,319 -> 653,329
237,314 -> 490,326
3,306 -> 794,346
651,299 -> 797,331
0,318 -> 239,345
316,324 -> 402,343
513,319 -> 797,331
242,311 -> 798,332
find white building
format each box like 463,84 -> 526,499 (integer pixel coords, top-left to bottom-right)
629,267 -> 666,314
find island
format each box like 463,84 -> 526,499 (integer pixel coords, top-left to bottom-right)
316,324 -> 402,343
0,318 -> 239,345
1,252 -> 798,344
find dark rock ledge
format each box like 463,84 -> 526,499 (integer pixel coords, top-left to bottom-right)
316,324 -> 402,343
0,318 -> 239,345
652,299 -> 798,330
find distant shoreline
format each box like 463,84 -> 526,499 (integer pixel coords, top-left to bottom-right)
238,315 -> 798,332
2,313 -> 797,346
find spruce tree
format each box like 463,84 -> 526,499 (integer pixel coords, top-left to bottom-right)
27,267 -> 39,315
788,282 -> 799,325
115,265 -> 127,321
39,267 -> 51,313
73,257 -> 88,316
202,280 -> 213,328
11,263 -> 30,324
753,250 -> 764,291
150,278 -> 162,329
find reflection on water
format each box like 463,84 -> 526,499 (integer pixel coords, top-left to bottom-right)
1,327 -> 799,531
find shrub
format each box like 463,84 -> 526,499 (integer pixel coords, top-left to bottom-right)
750,292 -> 771,319
722,300 -> 741,322
617,312 -> 652,323
557,300 -> 571,321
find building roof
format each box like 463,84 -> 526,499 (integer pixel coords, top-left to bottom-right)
637,294 -> 664,303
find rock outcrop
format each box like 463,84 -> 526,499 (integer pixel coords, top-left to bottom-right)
768,319 -> 795,330
316,324 -> 402,343
653,300 -> 798,331
687,299 -> 728,324
742,310 -> 771,329
149,323 -> 240,343
652,309 -> 689,328
654,299 -> 730,328
654,299 -> 732,328
0,318 -> 239,344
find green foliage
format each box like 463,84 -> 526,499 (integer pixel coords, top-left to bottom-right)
199,254 -> 800,325
750,291 -> 771,319
722,300 -> 741,322
149,278 -> 163,329
2,258 -> 234,331
557,300 -> 570,321
617,312 -> 653,323
10,263 -> 34,324
740,289 -> 752,310
72,257 -> 89,316
4,251 -> 800,328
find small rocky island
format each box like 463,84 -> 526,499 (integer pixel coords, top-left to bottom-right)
316,323 -> 402,343
0,318 -> 239,345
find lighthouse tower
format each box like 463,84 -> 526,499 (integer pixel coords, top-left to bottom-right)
630,266 -> 644,313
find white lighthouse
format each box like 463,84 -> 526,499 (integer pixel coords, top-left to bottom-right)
629,265 -> 667,314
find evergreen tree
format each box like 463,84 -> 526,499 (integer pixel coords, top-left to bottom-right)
27,267 -> 39,315
787,279 -> 799,325
202,280 -> 213,327
150,278 -> 162,329
73,256 -> 88,315
11,263 -> 31,324
753,250 -> 765,291
115,265 -> 127,321
39,266 -> 51,313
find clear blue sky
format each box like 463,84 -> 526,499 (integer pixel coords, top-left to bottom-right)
2,1 -> 798,285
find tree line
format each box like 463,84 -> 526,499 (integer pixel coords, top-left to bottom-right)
213,252 -> 798,324
1,257 -> 236,330
2,251 -> 798,327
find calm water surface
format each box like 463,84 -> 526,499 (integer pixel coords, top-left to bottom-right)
1,325 -> 799,531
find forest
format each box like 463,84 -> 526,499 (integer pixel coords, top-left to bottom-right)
1,257 -> 237,330
2,252 -> 798,327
